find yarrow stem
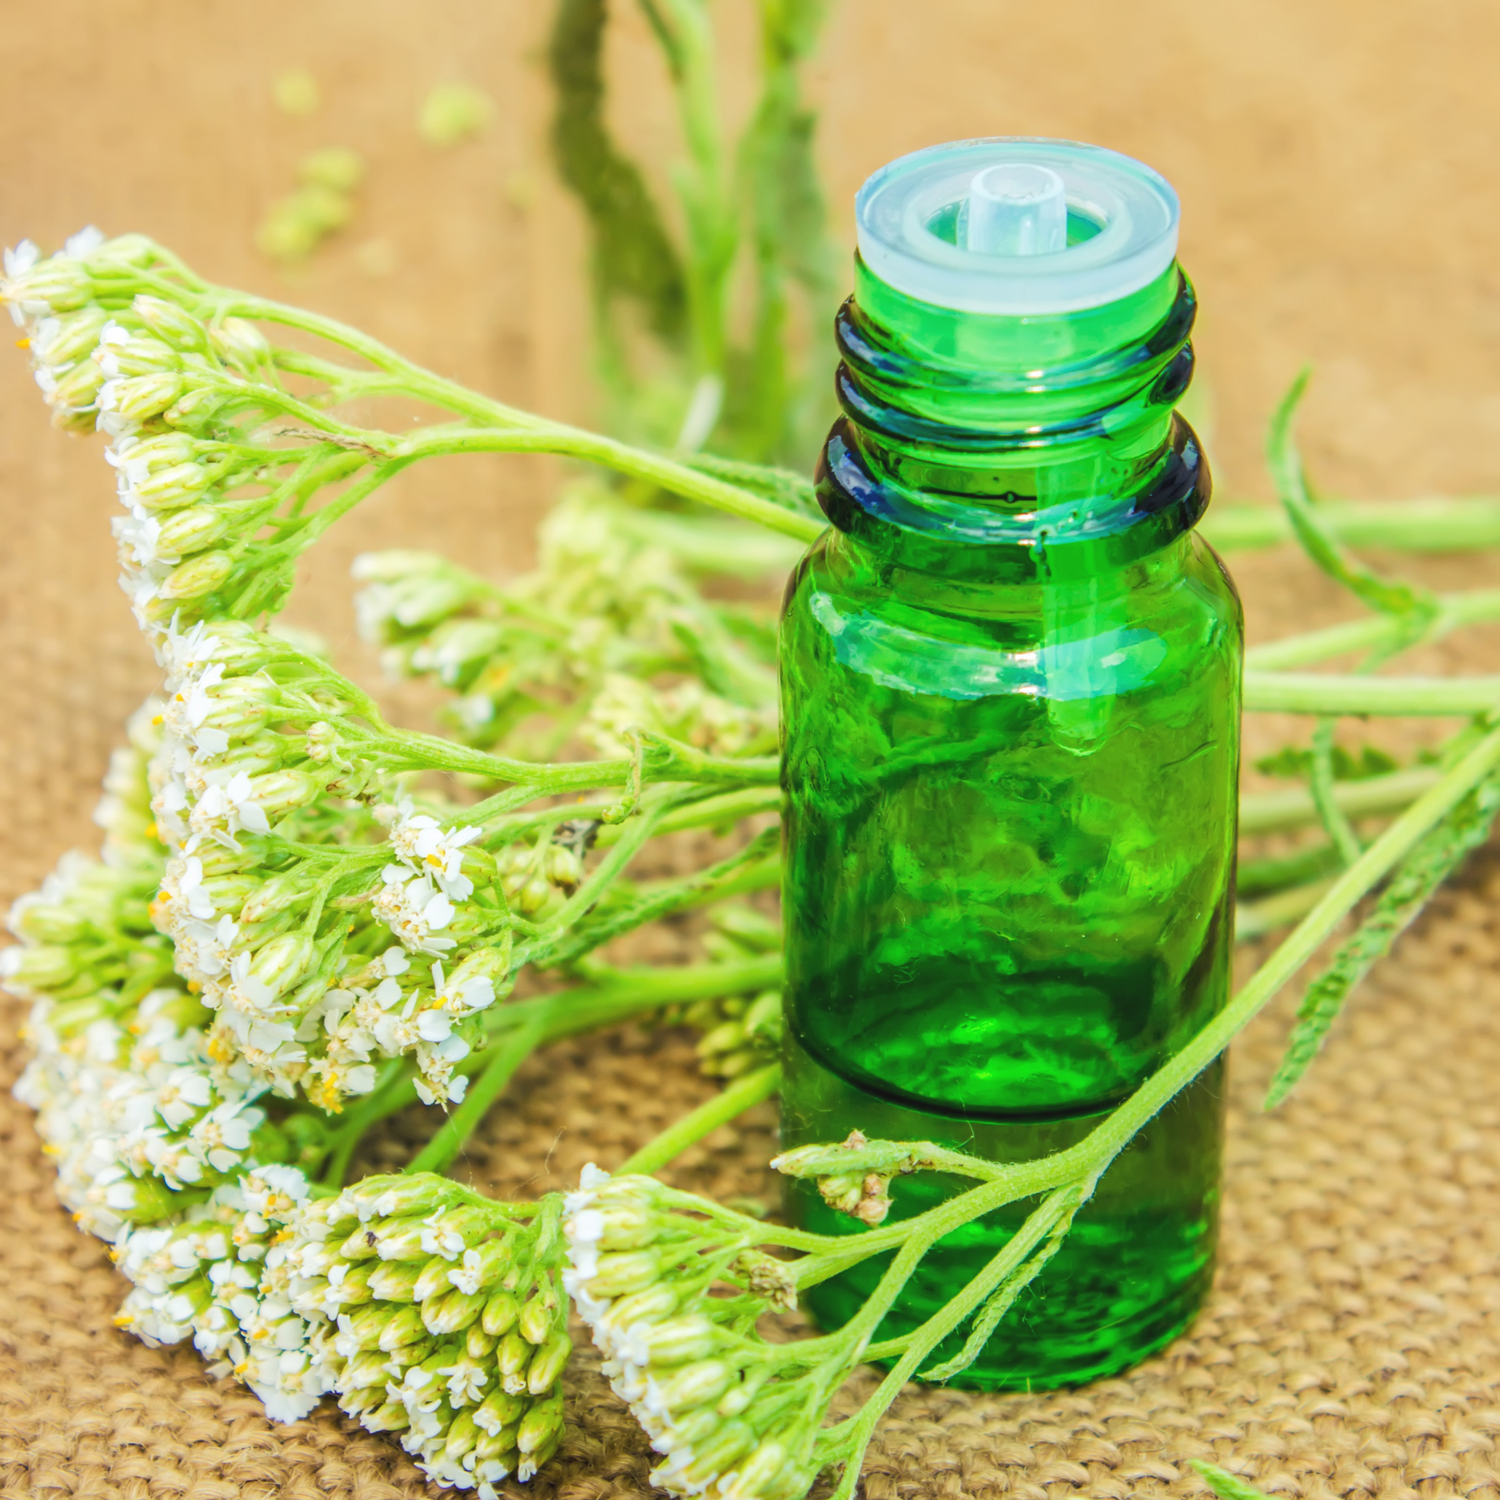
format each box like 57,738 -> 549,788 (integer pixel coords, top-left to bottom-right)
617,1062 -> 782,1177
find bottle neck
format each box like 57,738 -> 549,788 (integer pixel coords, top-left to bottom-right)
816,259 -> 1209,584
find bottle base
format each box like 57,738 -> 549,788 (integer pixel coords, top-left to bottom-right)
780,1035 -> 1226,1391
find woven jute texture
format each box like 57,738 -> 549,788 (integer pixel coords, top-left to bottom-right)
1,458 -> 1498,1500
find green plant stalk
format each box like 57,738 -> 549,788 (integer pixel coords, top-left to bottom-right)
817,1187 -> 1081,1500
218,293 -> 824,542
1235,877 -> 1335,942
616,1061 -> 782,1175
1204,497 -> 1500,554
1239,765 -> 1440,834
408,1016 -> 548,1174
1244,587 -> 1500,670
1307,716 -> 1363,865
644,0 -> 736,388
1243,669 -> 1500,715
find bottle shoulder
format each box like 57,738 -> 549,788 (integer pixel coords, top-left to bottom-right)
781,529 -> 1241,711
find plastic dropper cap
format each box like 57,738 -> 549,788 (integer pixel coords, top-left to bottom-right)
966,163 -> 1068,256
856,138 -> 1180,315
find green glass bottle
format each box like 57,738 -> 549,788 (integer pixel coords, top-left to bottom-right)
778,139 -> 1243,1390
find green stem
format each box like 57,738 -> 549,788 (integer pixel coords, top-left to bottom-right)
1235,877 -> 1336,942
1244,587 -> 1500,670
617,1062 -> 781,1176
408,1017 -> 547,1175
1239,765 -> 1440,834
820,1188 -> 1079,1498
1243,669 -> 1500,715
1309,718 -> 1362,865
390,425 -> 821,542
1204,497 -> 1500,554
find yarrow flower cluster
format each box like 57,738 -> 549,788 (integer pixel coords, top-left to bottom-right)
563,1169 -> 818,1500
351,488 -> 778,761
0,227 -> 821,1497
282,1174 -> 571,1490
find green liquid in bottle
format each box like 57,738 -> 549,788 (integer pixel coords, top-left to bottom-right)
778,139 -> 1243,1390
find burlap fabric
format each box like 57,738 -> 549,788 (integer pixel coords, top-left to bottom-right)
1,454 -> 1498,1500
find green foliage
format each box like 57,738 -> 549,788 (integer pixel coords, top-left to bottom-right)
1254,742 -> 1400,782
547,0 -> 689,348
547,0 -> 839,464
1265,770 -> 1500,1109
1191,1460 -> 1275,1500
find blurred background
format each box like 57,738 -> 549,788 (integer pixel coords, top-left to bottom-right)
3,0 -> 1499,879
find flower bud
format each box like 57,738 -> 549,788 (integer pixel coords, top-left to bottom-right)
325,1261 -> 376,1308
449,1238 -> 510,1296
34,307 -> 109,366
514,1294 -> 553,1349
543,844 -> 583,890
360,1401 -> 411,1433
383,1337 -> 434,1369
593,1202 -> 661,1251
11,901 -> 88,945
0,944 -> 79,990
698,1019 -> 746,1058
597,1283 -> 678,1331
238,872 -> 308,926
367,1215 -> 431,1262
348,1171 -> 453,1222
584,1249 -> 661,1299
192,843 -> 259,876
48,358 -> 105,409
4,258 -> 92,312
159,549 -> 234,601
671,1420 -> 758,1489
208,317 -> 270,373
366,1259 -> 424,1301
521,875 -> 554,915
457,845 -> 498,887
421,1285 -> 487,1336
336,1347 -> 393,1391
375,1303 -> 428,1352
247,932 -> 316,998
52,402 -> 97,433
340,1303 -> 391,1348
198,872 -> 259,909
474,1386 -> 527,1436
244,768 -> 322,818
473,1424 -> 520,1465
526,1330 -> 570,1395
466,1323 -> 499,1360
444,1410 -> 482,1462
413,1255 -> 455,1303
518,1431 -> 560,1483
651,1359 -> 735,1413
480,1289 -> 521,1337
100,331 -> 183,379
162,384 -> 226,428
132,294 -> 209,352
337,1385 -> 384,1417
744,989 -> 782,1039
104,372 -> 184,423
516,1391 -> 564,1456
640,1315 -> 719,1368
718,1440 -> 795,1500
497,1329 -> 532,1387
130,461 -> 212,511
154,505 -> 230,558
